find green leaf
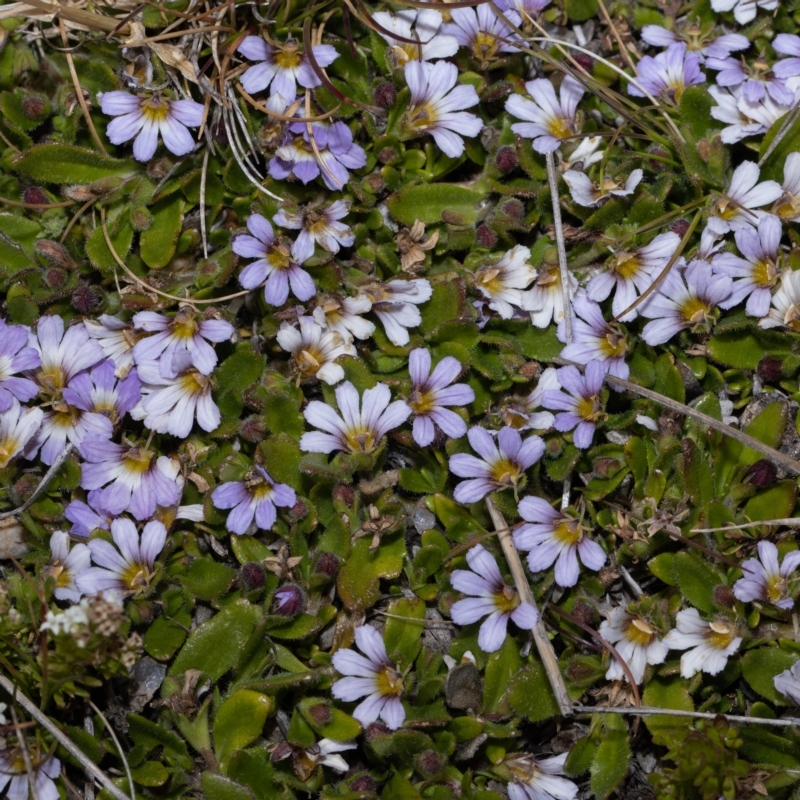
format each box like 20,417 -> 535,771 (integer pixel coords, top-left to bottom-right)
420,279 -> 465,334
180,558 -> 236,601
741,648 -> 797,704
12,144 -> 136,183
297,697 -> 362,741
707,331 -> 765,370
744,480 -> 798,522
225,750 -> 277,800
589,730 -> 629,799
130,762 -> 169,787
140,196 -> 185,269
85,218 -> 134,272
213,690 -> 274,772
383,597 -> 426,666
483,636 -> 521,715
672,551 -> 722,614
200,773 -> 255,800
642,677 -> 694,746
515,323 -> 563,361
739,400 -> 788,466
337,534 -> 406,611
507,660 -> 561,722
170,599 -> 260,681
127,714 -> 192,769
387,184 -> 485,226
654,354 -> 685,404
678,86 -> 714,138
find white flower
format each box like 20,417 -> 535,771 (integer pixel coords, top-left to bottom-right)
84,315 -> 138,378
505,753 -> 579,800
562,168 -> 642,207
561,136 -> 604,171
774,151 -> 800,223
475,245 -> 539,319
0,399 -> 42,469
774,659 -> 800,705
663,608 -> 741,678
359,278 -> 432,346
41,600 -> 90,636
371,9 -> 458,65
598,607 -> 668,684
274,201 -> 355,264
732,540 -> 800,609
759,269 -> 800,332
312,294 -> 376,342
443,5 -> 522,68
710,85 -> 792,145
707,161 -> 782,236
710,0 -> 778,25
46,531 -> 91,604
331,626 -> 405,729
526,263 -> 578,328
276,315 -> 355,385
0,752 -> 61,800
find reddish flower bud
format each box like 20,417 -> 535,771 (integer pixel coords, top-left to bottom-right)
476,224 -> 498,248
43,268 -> 67,289
670,219 -> 690,238
23,187 -> 48,206
745,459 -> 778,489
415,750 -> 445,776
374,82 -> 397,108
757,356 -> 782,383
314,551 -> 340,579
239,416 -> 266,443
239,562 -> 266,591
72,285 -> 102,314
273,584 -> 305,616
495,145 -> 519,174
22,96 -> 47,120
350,775 -> 376,792
573,53 -> 593,72
333,484 -> 355,508
35,240 -> 76,270
713,585 -> 736,609
306,702 -> 332,726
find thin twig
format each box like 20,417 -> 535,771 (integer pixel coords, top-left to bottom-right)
693,518 -> 800,533
758,100 -> 800,168
596,0 -> 639,75
0,444 -> 74,521
485,496 -> 573,716
554,356 -> 800,477
87,701 -> 134,800
573,704 -> 800,727
545,151 -> 572,345
200,148 -> 209,260
0,674 -> 131,800
10,707 -> 40,800
618,564 -> 643,597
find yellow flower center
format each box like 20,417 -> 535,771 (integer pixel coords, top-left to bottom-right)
679,296 -> 711,325
180,371 -> 210,395
765,573 -> 787,605
625,617 -> 656,646
752,259 -> 779,288
547,116 -> 572,140
784,304 -> 800,332
345,427 -> 377,454
407,388 -> 435,414
472,31 -> 501,63
0,436 -> 20,468
375,666 -> 404,697
715,199 -> 739,221
274,46 -> 302,70
407,102 -> 435,131
38,366 -> 66,396
490,457 -> 521,486
297,347 -> 323,375
171,315 -> 199,340
706,621 -> 735,649
614,253 -> 641,280
775,197 -> 800,221
477,267 -> 505,297
121,561 -> 152,592
575,395 -> 602,421
600,331 -> 627,359
493,585 -> 520,614
553,519 -> 582,546
123,447 -> 154,474
268,244 -> 292,271
141,96 -> 170,123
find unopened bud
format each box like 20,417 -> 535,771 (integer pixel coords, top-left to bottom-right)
23,187 -> 48,206
22,95 -> 48,120
239,562 -> 266,591
374,82 -> 397,108
713,585 -> 736,609
35,240 -> 76,270
273,584 -> 304,616
757,356 -> 782,383
745,459 -> 777,489
476,224 -> 498,248
72,285 -> 102,314
314,552 -> 340,579
239,417 -> 266,443
495,145 -> 518,174
573,53 -> 593,72
670,219 -> 690,238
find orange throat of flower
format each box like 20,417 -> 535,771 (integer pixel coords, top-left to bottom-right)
490,457 -> 521,487
344,426 -> 377,454
705,620 -> 736,649
625,617 -> 657,646
375,666 -> 404,698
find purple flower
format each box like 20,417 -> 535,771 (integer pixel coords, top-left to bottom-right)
563,168 -> 643,208
132,308 -> 233,379
358,278 -> 432,346
274,201 -> 354,264
300,381 -> 411,455
269,118 -> 367,192
501,367 -> 558,431
706,55 -> 795,106
277,316 -> 355,385
506,753 -> 578,800
211,466 -> 296,535
449,426 -> 545,504
707,161 -> 782,236
710,0 -> 777,24
628,43 -> 705,104
640,261 -> 733,345
237,37 -> 337,98
774,34 -> 800,81
131,352 -> 220,438
558,294 -> 629,381
27,315 -> 104,399
774,659 -> 800,705
47,531 -> 91,603
709,85 -> 791,144
586,231 -> 680,322
0,318 -> 40,412
450,544 -> 538,653
100,91 -> 203,162
733,540 -> 800,609
495,0 -> 550,15
372,9 -> 458,65
641,24 -> 748,61
713,214 -> 783,317
514,497 -> 606,587
331,626 -> 405,729
403,60 -> 482,158
443,5 -> 522,67
78,518 -> 167,597
78,437 -> 181,521
63,360 -> 141,425
759,269 -> 800,332
505,75 -> 584,154
542,361 -> 607,449
233,214 -> 315,306
406,348 -> 474,447
528,263 -> 579,329
775,151 -> 800,223
84,315 -> 138,378
65,496 -> 115,538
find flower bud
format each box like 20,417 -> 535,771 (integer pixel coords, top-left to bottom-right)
314,551 -> 340,580
495,145 -> 518,174
332,484 -> 355,508
35,240 -> 77,270
71,285 -> 103,314
374,82 -> 397,108
23,187 -> 48,206
670,218 -> 690,238
239,416 -> 266,443
306,702 -> 332,726
43,268 -> 67,289
273,584 -> 305,616
415,750 -> 445,776
757,356 -> 782,383
745,459 -> 777,489
713,585 -> 736,609
573,53 -> 593,72
239,562 -> 266,592
476,224 -> 498,248
22,95 -> 49,120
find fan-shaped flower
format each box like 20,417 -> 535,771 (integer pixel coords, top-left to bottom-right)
542,361 -> 608,449
371,9 -> 458,65
274,201 -> 355,264
0,752 -> 60,800
474,245 -> 539,319
709,0 -> 777,24
0,318 -> 40,412
83,315 -> 139,378
450,544 -> 538,652
774,659 -> 800,705
505,753 -> 578,800
331,626 -> 405,729
641,23 -> 748,61
63,359 -> 141,425
774,34 -> 800,82
359,278 -> 432,346
79,518 -> 167,597
237,37 -> 338,98
598,607 -> 668,683
733,540 -> 800,609
100,91 -> 203,162
774,152 -> 800,224
706,55 -> 795,105
663,608 -> 741,678
628,42 -> 704,103
527,263 -> 579,328
707,161 -> 782,236
46,531 -> 91,603
212,466 -> 296,535
300,381 -> 411,455
506,75 -> 584,154
0,400 -> 42,469
586,231 -> 680,322
312,294 -> 376,342
640,261 -> 733,345
514,497 -> 606,587
402,60 -> 482,158
759,269 -> 800,332
709,84 -> 792,144
501,367 -> 558,431
132,308 -> 233,379
563,168 -> 643,208
277,316 -> 355,385
233,214 -> 315,306
443,5 -> 521,68
713,214 -> 783,317
406,348 -> 474,447
449,426 -> 545,504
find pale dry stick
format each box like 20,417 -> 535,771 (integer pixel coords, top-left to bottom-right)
87,701 -> 134,800
693,518 -> 800,533
485,496 -> 573,716
17,0 -> 132,34
758,100 -> 800,168
573,704 -> 800,728
555,356 -> 800,477
0,444 -> 74,521
618,564 -> 644,597
200,148 -> 209,259
83,715 -> 95,800
0,674 -> 131,800
10,707 -> 40,800
595,0 -> 639,76
59,20 -> 109,156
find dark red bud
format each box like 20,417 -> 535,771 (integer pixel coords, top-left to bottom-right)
314,551 -> 340,579
239,562 -> 266,591
495,145 -> 519,174
332,484 -> 355,508
273,584 -> 304,616
670,219 -> 690,238
306,703 -> 332,726
43,268 -> 67,289
745,459 -> 778,489
757,356 -> 782,383
415,749 -> 445,776
22,96 -> 47,120
290,498 -> 308,519
239,417 -> 266,443
71,285 -> 102,314
476,224 -> 498,248
573,53 -> 593,72
374,82 -> 397,108
350,775 -> 377,792
23,187 -> 48,206
713,585 -> 736,609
